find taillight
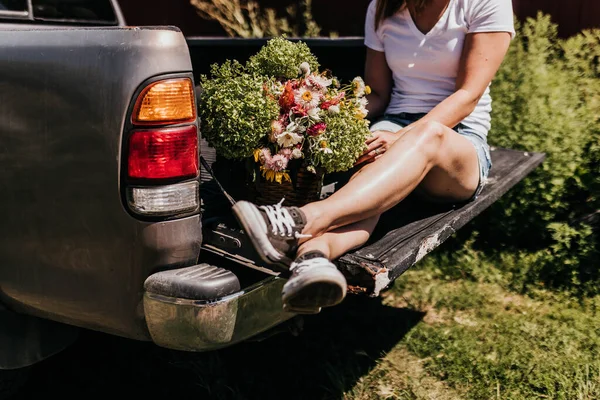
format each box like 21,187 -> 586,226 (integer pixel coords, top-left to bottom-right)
133,78 -> 196,125
127,181 -> 199,216
124,76 -> 200,219
128,125 -> 198,180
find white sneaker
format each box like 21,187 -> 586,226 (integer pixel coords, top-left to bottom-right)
282,256 -> 347,314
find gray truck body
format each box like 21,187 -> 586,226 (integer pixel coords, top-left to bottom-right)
0,26 -> 203,367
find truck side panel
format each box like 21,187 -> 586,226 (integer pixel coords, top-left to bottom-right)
0,27 -> 201,340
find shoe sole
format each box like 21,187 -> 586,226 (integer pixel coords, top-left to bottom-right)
282,304 -> 322,314
282,269 -> 347,310
232,201 -> 293,271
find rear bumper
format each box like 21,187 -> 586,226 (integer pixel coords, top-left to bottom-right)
143,276 -> 293,351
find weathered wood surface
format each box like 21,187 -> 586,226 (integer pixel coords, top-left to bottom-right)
337,148 -> 545,296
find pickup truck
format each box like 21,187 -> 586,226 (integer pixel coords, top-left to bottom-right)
0,1 -> 545,397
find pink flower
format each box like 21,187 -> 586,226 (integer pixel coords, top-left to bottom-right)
335,92 -> 346,102
320,100 -> 333,110
279,148 -> 293,158
271,120 -> 284,135
270,120 -> 284,142
265,154 -> 289,172
320,92 -> 344,110
307,122 -> 327,137
291,105 -> 308,117
259,148 -> 272,163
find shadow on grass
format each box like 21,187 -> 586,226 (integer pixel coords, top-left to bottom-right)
14,296 -> 424,400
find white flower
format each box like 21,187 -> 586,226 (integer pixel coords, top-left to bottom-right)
359,97 -> 369,117
271,81 -> 285,96
307,74 -> 333,91
328,105 -> 340,114
352,76 -> 366,97
286,121 -> 306,133
276,131 -> 303,147
320,147 -> 333,154
292,148 -> 303,159
307,107 -> 321,121
299,62 -> 311,76
294,86 -> 321,109
358,97 -> 369,117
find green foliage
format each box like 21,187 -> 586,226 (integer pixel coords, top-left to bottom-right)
562,29 -> 600,225
468,13 -> 600,296
308,103 -> 370,174
198,60 -> 279,159
422,229 -> 600,298
395,271 -> 600,399
246,36 -> 319,79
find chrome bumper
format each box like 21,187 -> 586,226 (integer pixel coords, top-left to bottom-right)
143,276 -> 294,352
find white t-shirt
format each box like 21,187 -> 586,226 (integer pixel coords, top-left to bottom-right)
364,0 -> 515,137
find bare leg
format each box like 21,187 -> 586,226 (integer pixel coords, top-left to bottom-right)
296,215 -> 380,260
300,121 -> 480,239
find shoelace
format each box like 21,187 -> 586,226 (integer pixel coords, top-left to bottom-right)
260,199 -> 312,239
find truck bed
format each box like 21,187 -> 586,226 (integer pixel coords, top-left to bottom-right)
199,142 -> 545,295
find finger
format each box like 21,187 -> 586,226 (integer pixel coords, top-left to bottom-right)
355,151 -> 376,165
365,131 -> 381,144
354,156 -> 367,166
360,146 -> 383,162
355,154 -> 371,165
364,139 -> 383,154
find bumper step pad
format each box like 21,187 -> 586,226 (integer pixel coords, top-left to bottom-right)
144,264 -> 240,301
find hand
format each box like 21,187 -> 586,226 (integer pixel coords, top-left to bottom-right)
355,130 -> 402,165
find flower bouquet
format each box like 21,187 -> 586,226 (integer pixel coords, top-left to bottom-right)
198,37 -> 371,206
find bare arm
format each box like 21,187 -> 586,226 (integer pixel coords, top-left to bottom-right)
364,48 -> 393,119
413,31 -> 512,129
357,31 -> 512,164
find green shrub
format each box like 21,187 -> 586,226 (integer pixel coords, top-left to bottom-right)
198,60 -> 280,159
246,36 -> 319,79
464,14 -> 600,296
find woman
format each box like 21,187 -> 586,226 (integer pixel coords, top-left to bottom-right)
233,0 -> 515,314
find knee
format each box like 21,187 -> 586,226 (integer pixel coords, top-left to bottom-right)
414,121 -> 445,162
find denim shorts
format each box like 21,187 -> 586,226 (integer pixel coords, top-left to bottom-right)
370,113 -> 492,201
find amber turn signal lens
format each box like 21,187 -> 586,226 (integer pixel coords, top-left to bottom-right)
133,78 -> 196,125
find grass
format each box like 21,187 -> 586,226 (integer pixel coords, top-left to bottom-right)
392,271 -> 600,399
11,246 -> 600,400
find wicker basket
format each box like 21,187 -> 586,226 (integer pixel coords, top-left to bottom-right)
210,156 -> 324,207
252,160 -> 324,207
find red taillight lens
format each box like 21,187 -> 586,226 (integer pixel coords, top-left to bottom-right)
128,125 -> 198,180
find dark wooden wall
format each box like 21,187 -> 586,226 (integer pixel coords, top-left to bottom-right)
118,0 -> 600,38
513,0 -> 600,38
